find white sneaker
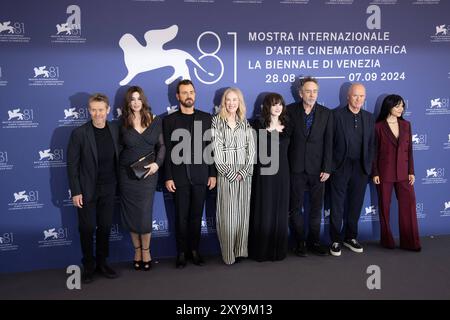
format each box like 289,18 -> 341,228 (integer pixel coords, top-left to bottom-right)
343,239 -> 363,253
330,242 -> 341,257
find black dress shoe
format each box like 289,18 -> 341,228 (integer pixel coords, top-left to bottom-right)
81,270 -> 94,284
96,264 -> 119,279
191,250 -> 205,266
234,257 -> 246,263
401,246 -> 422,252
294,241 -> 308,257
176,252 -> 186,269
308,242 -> 329,256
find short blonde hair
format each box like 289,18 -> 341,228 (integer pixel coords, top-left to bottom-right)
218,87 -> 247,121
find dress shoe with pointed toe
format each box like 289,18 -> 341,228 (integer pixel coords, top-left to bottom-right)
401,246 -> 422,252
294,241 -> 308,257
81,269 -> 95,284
176,253 -> 186,269
307,242 -> 329,256
191,250 -> 205,266
96,264 -> 119,279
234,257 -> 246,264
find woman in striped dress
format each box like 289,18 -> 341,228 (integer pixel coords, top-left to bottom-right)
212,87 -> 256,265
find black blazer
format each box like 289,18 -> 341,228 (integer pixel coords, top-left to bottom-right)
163,109 -> 216,186
332,106 -> 375,175
287,101 -> 333,175
67,121 -> 120,202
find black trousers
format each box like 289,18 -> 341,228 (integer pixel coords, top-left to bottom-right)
77,183 -> 115,269
330,159 -> 368,243
173,184 -> 207,254
288,172 -> 324,245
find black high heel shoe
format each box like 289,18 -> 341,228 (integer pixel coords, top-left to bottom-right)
142,247 -> 152,271
133,246 -> 142,270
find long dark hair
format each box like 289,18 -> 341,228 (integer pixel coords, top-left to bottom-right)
261,93 -> 288,128
376,94 -> 405,123
122,86 -> 153,128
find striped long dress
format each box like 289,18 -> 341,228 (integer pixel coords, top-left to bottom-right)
212,115 -> 256,265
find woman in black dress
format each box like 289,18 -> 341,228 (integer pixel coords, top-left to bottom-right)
119,86 -> 165,270
249,93 -> 290,262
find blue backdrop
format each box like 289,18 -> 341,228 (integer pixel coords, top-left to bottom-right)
1,0 -> 449,273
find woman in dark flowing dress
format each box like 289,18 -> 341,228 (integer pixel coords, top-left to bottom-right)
119,86 -> 165,271
249,93 -> 290,262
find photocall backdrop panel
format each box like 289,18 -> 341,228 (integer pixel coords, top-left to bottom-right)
1,0 -> 449,272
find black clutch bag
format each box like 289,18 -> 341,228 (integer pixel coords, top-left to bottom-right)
130,152 -> 155,180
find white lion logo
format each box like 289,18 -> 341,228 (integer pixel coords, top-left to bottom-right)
201,219 -> 207,228
0,21 -> 14,34
64,108 -> 79,119
0,237 -> 4,244
39,149 -> 54,160
43,228 -> 58,240
427,168 -> 437,178
448,134 -> 450,143
8,108 -> 24,120
33,66 -> 50,78
365,205 -> 376,215
166,105 -> 178,115
119,25 -> 214,85
56,23 -> 72,35
324,209 -> 330,218
13,191 -> 29,202
430,98 -> 442,108
412,134 -> 420,144
444,201 -> 450,210
152,220 -> 160,231
436,25 -> 448,36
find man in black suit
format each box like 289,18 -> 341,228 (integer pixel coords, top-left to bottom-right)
287,76 -> 333,257
163,79 -> 216,268
329,83 -> 375,257
67,93 -> 120,283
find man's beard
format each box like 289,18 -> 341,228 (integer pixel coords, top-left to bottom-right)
180,99 -> 194,108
